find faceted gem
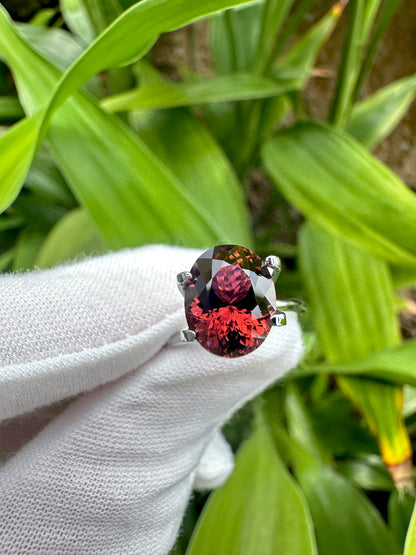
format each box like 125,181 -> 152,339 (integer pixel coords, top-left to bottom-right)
184,245 -> 276,357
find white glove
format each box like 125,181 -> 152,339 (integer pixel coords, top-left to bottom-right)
0,245 -> 303,554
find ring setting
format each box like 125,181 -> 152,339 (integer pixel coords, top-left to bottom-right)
177,244 -> 304,358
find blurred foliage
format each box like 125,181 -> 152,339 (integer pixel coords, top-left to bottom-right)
1,0 -> 416,552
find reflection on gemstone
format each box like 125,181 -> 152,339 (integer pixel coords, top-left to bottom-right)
184,245 -> 276,357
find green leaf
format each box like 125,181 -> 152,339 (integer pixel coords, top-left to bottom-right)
285,383 -> 331,464
348,74 -> 416,149
262,122 -> 416,268
12,229 -> 47,270
29,7 -> 58,27
82,0 -> 123,35
299,461 -> 399,555
404,502 -> 416,555
0,115 -> 40,212
0,8 -> 245,249
264,393 -> 399,555
338,377 -> 411,466
101,72 -> 298,112
11,193 -> 66,229
60,0 -> 95,43
210,3 -> 264,74
0,248 -> 16,271
308,390 -> 380,459
300,338 -> 416,387
388,488 -> 416,551
274,1 -> 346,88
15,23 -> 103,98
299,223 -> 400,362
0,95 -> 23,120
338,456 -> 393,491
353,0 -> 404,101
36,208 -> 106,268
298,223 -> 411,466
329,0 -> 367,127
269,0 -> 316,61
39,0 -> 262,135
252,0 -> 294,73
0,0 -> 258,247
186,422 -> 317,555
0,214 -> 24,232
16,23 -> 86,72
25,148 -> 75,208
392,266 -> 416,289
136,108 -> 252,246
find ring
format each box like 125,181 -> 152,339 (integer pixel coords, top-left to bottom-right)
176,244 -> 305,358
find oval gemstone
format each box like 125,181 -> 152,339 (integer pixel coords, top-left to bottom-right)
184,245 -> 276,357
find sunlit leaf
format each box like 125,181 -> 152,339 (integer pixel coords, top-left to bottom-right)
136,108 -> 252,246
299,338 -> 416,387
40,0 -> 262,133
0,0 -> 259,222
61,0 -> 95,42
101,72 -> 298,112
274,1 -> 346,88
298,223 -> 411,467
81,0 -> 123,34
0,6 -> 249,248
262,122 -> 416,268
186,420 -> 317,555
348,74 -> 416,149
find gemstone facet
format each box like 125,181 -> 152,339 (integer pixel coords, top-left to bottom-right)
184,245 -> 276,357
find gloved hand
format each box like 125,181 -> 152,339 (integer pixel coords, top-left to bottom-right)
0,245 -> 303,554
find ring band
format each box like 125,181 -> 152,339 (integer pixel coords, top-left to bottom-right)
175,244 -> 304,358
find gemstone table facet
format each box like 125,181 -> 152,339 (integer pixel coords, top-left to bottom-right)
184,245 -> 277,357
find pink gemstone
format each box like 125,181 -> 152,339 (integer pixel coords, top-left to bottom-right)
184,245 -> 276,357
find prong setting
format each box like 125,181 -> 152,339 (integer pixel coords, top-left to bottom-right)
271,310 -> 287,327
264,255 -> 282,283
177,271 -> 192,296
180,328 -> 197,342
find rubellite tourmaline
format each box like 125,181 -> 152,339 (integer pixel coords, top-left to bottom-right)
184,245 -> 277,357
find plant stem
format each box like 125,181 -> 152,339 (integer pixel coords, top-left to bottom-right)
353,0 -> 404,102
267,0 -> 316,68
329,0 -> 365,128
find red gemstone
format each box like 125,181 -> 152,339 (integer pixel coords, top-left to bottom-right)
184,245 -> 276,357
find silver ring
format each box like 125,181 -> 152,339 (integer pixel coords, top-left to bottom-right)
174,244 -> 305,358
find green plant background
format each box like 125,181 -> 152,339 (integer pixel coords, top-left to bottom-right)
1,0 -> 416,552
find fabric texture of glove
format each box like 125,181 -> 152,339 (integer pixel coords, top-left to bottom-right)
0,245 -> 303,554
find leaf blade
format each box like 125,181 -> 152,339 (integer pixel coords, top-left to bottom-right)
186,423 -> 317,555
262,122 -> 416,268
348,74 -> 416,149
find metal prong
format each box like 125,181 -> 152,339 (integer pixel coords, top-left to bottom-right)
264,255 -> 281,283
276,299 -> 306,313
180,328 -> 197,342
271,311 -> 287,327
177,271 -> 192,296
